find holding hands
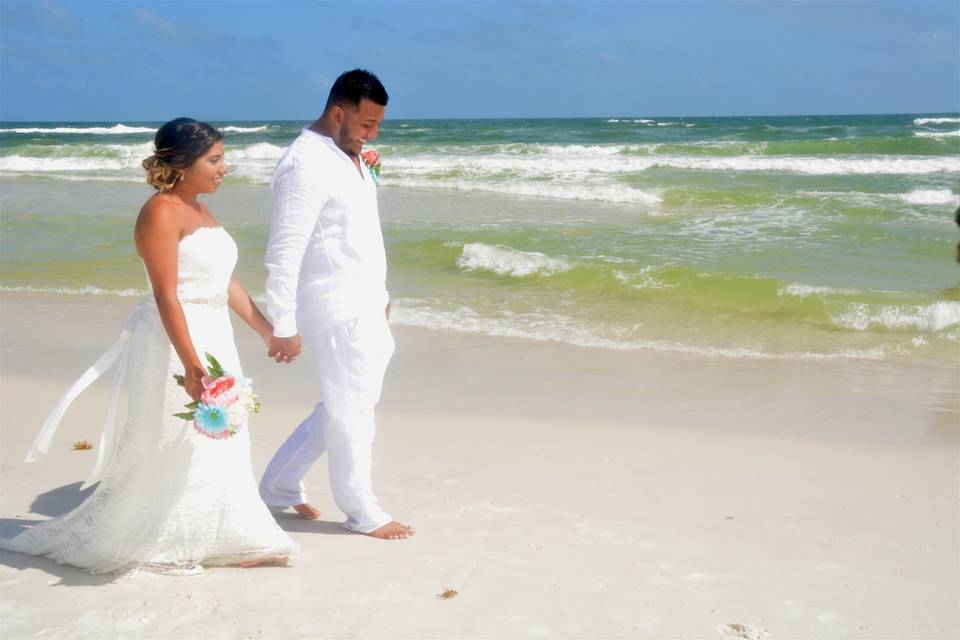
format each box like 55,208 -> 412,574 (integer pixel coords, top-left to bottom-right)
268,335 -> 302,364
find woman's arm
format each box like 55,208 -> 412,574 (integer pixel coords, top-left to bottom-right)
134,201 -> 205,401
227,276 -> 273,347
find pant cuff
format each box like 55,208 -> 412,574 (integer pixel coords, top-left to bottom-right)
343,513 -> 393,534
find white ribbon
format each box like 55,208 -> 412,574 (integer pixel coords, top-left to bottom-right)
25,302 -> 146,489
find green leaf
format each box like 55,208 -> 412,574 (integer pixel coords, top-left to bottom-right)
173,411 -> 195,421
184,401 -> 200,410
205,352 -> 225,378
172,374 -> 185,386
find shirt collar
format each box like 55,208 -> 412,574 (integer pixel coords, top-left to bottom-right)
302,127 -> 369,181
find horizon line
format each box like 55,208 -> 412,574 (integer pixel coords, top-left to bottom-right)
1,111 -> 959,124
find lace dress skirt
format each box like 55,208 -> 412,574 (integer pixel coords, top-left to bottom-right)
1,297 -> 297,576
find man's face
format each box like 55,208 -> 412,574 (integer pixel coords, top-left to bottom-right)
334,98 -> 385,157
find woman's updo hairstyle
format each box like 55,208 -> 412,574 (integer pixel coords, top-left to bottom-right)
142,118 -> 223,191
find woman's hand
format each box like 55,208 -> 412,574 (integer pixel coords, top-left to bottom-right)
260,324 -> 275,349
183,364 -> 206,403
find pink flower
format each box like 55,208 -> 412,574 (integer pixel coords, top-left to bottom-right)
361,149 -> 380,166
201,375 -> 239,407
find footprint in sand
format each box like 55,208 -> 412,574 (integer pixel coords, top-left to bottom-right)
717,623 -> 770,639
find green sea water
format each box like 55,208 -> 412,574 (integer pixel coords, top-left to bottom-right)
1,115 -> 958,360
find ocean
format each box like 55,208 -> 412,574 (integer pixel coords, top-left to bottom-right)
1,114 -> 958,361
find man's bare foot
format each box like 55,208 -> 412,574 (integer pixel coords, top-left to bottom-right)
238,556 -> 289,568
367,521 -> 415,540
293,503 -> 321,519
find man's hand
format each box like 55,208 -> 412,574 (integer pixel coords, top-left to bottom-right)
268,334 -> 302,363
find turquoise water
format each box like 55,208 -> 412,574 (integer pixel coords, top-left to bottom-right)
1,115 -> 958,359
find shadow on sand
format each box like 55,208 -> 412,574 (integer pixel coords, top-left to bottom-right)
0,480 -> 94,538
269,509 -> 355,535
0,481 -> 111,585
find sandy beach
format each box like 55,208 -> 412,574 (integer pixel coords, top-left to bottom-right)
2,1 -> 958,635
0,292 -> 956,639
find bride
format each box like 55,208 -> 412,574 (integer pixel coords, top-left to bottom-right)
0,118 -> 296,575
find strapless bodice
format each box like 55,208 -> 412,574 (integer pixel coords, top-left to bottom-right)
145,226 -> 237,305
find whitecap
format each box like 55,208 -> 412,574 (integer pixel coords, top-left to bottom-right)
832,301 -> 960,332
0,124 -> 155,135
226,142 -> 286,160
913,117 -> 960,125
0,155 -> 134,172
913,130 -> 960,138
898,189 -> 959,205
457,243 -> 573,277
388,153 -> 960,177
220,125 -> 269,133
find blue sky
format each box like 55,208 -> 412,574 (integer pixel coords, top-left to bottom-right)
1,0 -> 957,121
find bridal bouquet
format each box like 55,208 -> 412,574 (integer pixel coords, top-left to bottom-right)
173,353 -> 260,439
361,149 -> 381,183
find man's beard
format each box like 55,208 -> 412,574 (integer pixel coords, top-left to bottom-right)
338,126 -> 359,158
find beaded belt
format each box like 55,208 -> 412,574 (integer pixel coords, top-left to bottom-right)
145,293 -> 229,309
179,293 -> 229,308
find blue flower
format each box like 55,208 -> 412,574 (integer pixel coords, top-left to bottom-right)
195,404 -> 229,432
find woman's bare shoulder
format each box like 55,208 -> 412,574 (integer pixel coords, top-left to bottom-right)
136,193 -> 182,234
135,193 -> 185,248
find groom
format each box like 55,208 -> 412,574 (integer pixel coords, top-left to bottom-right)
260,69 -> 413,540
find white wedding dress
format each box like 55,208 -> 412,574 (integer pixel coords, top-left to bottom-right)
1,226 -> 296,576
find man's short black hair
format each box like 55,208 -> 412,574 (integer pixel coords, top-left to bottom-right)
325,69 -> 389,111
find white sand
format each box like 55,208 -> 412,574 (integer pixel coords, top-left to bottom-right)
1,293 -> 957,639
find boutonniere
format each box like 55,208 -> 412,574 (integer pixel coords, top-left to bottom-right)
361,149 -> 381,183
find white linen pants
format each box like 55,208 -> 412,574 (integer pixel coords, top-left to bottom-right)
259,308 -> 395,533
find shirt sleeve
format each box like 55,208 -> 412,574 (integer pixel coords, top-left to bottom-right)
265,156 -> 326,338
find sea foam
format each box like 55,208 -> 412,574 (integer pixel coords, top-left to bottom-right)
0,155 -> 134,172
226,142 -> 286,159
832,301 -> 960,332
0,124 -> 155,134
390,299 -> 890,361
220,125 -> 270,133
913,117 -> 960,125
0,285 -> 146,297
387,177 -> 662,205
898,189 -> 960,205
777,283 -> 861,299
389,153 -> 960,177
457,243 -> 573,277
913,130 -> 960,138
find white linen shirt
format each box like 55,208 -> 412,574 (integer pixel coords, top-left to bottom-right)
265,128 -> 388,337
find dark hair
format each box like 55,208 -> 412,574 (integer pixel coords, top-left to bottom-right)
324,69 -> 388,112
142,118 -> 223,190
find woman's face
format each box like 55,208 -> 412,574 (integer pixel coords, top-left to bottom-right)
181,140 -> 227,193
